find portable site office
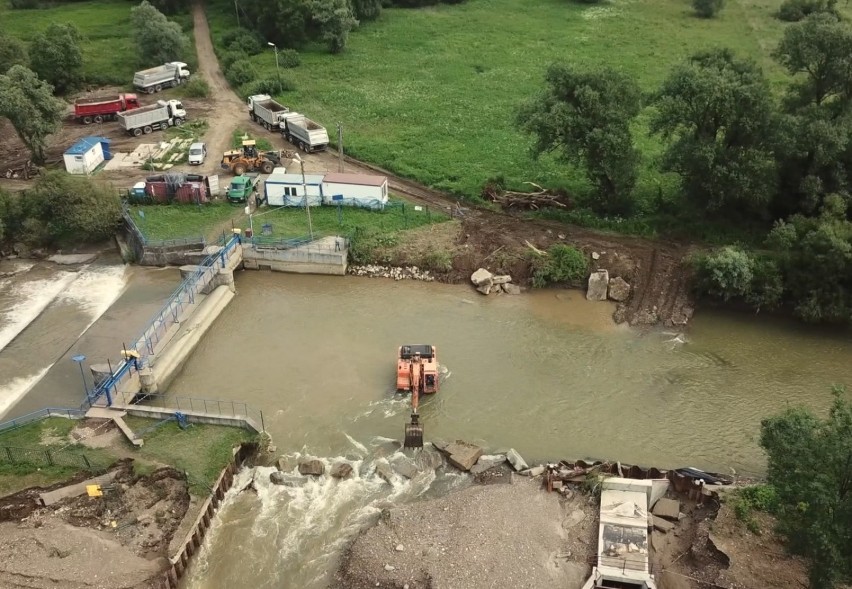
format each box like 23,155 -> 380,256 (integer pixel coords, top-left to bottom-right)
263,173 -> 325,207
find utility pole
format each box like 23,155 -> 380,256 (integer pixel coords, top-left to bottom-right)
268,42 -> 281,92
298,157 -> 314,239
235,0 -> 240,27
337,123 -> 344,173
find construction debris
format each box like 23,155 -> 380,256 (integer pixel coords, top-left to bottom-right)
652,498 -> 681,520
481,181 -> 571,211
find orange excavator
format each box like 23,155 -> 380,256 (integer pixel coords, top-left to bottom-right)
397,345 -> 439,448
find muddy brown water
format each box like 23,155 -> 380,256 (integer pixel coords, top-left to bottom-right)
2,265 -> 851,588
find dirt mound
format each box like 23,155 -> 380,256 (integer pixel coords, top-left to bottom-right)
335,475 -> 596,589
0,461 -> 190,589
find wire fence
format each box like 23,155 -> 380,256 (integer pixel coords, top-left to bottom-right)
88,235 -> 242,407
0,445 -> 102,471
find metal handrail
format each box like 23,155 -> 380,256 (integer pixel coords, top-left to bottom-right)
0,407 -> 87,434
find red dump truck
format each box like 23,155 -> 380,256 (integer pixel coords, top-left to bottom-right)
74,93 -> 140,124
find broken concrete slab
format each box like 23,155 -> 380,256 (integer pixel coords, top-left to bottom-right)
502,283 -> 521,295
39,471 -> 119,506
652,498 -> 680,520
270,472 -> 307,487
444,441 -> 483,472
521,465 -> 545,477
390,455 -> 419,479
652,515 -> 675,533
470,268 -> 493,286
414,446 -> 444,470
470,454 -> 507,475
506,448 -> 529,472
375,460 -> 394,484
586,269 -> 610,301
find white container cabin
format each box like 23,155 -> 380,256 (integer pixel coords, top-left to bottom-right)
263,173 -> 324,207
322,172 -> 388,210
63,136 -> 106,175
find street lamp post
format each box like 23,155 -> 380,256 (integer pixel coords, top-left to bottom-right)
293,153 -> 313,240
267,42 -> 281,92
71,354 -> 88,399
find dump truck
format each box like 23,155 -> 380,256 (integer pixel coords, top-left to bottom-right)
133,62 -> 190,94
281,113 -> 329,153
74,93 -> 140,124
247,94 -> 291,131
226,172 -> 260,204
116,99 -> 186,137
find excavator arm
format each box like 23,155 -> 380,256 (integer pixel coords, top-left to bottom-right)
404,356 -> 424,448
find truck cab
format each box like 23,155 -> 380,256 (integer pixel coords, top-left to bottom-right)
226,173 -> 259,204
168,62 -> 191,80
161,99 -> 186,120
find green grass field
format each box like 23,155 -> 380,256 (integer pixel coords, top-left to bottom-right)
0,0 -> 196,87
205,0 -> 850,212
130,202 -> 242,241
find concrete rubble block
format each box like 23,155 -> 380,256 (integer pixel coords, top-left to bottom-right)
375,460 -> 394,484
269,472 -> 306,487
652,498 -> 680,520
506,448 -> 529,472
491,275 -> 512,285
476,282 -> 492,295
431,439 -> 451,453
414,446 -> 444,471
277,455 -> 297,472
470,268 -> 493,286
520,465 -> 545,477
608,276 -> 631,302
444,441 -> 484,472
502,283 -> 521,295
298,458 -> 325,476
652,515 -> 675,533
330,462 -> 354,479
390,455 -> 419,479
470,454 -> 507,475
586,269 -> 610,301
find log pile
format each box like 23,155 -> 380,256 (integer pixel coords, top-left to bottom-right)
482,181 -> 571,211
3,160 -> 38,180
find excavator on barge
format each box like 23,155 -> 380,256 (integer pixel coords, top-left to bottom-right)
396,345 -> 439,448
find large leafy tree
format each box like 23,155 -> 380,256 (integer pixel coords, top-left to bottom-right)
773,14 -> 852,215
517,63 -> 641,215
0,33 -> 27,75
760,387 -> 852,588
308,0 -> 359,54
650,49 -> 778,215
131,0 -> 188,66
29,23 -> 83,94
0,65 -> 65,164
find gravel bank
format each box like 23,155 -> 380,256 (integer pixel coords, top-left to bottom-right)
334,475 -> 596,589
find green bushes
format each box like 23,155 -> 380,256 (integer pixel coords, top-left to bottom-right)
730,484 -> 779,534
530,244 -> 588,288
690,247 -> 784,312
224,62 -> 257,88
777,0 -> 838,21
241,76 -> 296,98
221,28 -> 264,55
179,76 -> 210,98
0,172 -> 122,246
692,0 -> 724,17
278,48 -> 301,68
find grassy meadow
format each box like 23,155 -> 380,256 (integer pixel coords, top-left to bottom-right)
205,0 -> 830,215
0,0 -> 195,86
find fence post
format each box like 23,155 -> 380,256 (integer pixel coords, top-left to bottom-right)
5,447 -> 13,464
260,410 -> 265,433
46,449 -> 54,466
83,454 -> 91,469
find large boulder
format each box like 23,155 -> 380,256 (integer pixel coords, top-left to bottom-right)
502,283 -> 521,295
608,277 -> 631,302
375,460 -> 394,484
298,458 -> 325,476
470,268 -> 493,286
444,441 -> 484,472
270,471 -> 306,487
330,462 -> 354,479
476,283 -> 492,295
390,455 -> 419,479
491,275 -> 512,285
415,446 -> 444,470
586,269 -> 609,301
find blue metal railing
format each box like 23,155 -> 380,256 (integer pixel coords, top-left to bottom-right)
0,407 -> 87,435
113,390 -> 264,433
87,235 -> 242,407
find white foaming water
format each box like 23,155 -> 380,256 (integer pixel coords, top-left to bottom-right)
185,445 -> 469,589
57,265 -> 129,328
0,365 -> 53,416
0,272 -> 78,352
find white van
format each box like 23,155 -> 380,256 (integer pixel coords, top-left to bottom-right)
188,142 -> 207,165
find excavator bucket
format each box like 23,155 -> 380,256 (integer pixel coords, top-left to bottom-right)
404,421 -> 423,448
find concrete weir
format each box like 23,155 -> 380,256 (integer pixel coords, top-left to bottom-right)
242,236 -> 348,275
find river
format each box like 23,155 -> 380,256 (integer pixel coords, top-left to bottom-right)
1,264 -> 850,588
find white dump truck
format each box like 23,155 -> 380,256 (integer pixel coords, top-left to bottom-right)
116,99 -> 187,136
281,113 -> 329,153
247,94 -> 291,131
133,62 -> 190,94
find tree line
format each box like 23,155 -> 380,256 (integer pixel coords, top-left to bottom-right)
519,11 -> 852,325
